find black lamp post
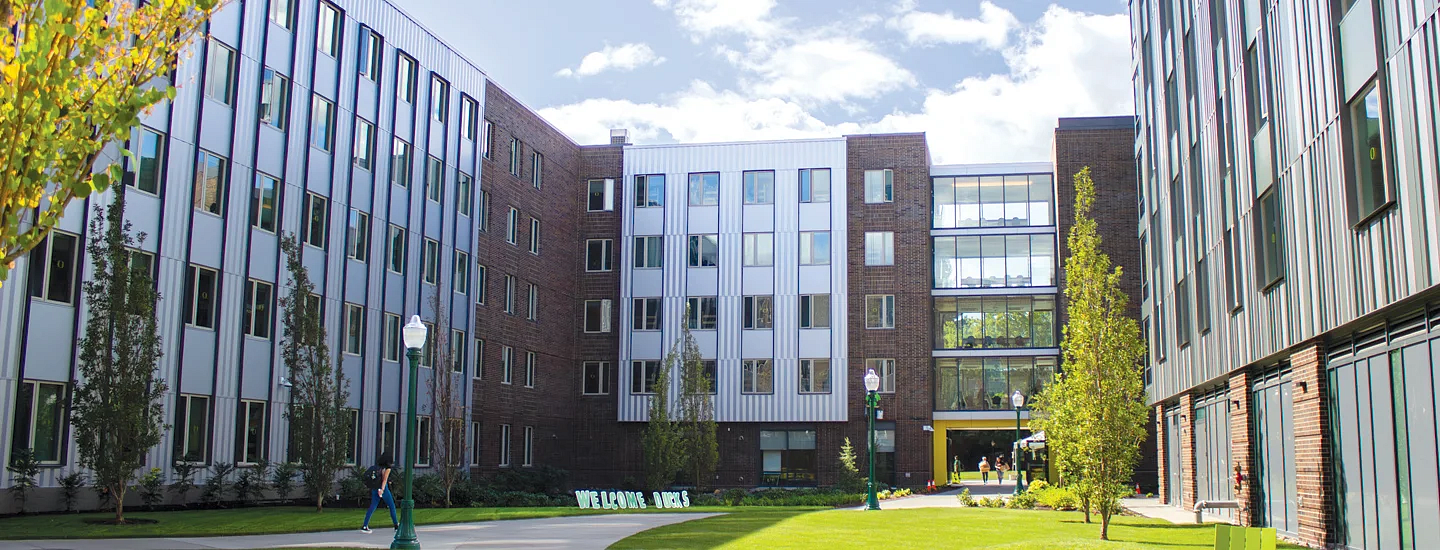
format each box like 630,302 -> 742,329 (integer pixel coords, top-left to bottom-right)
392,316 -> 427,550
1011,390 -> 1025,496
864,368 -> 881,511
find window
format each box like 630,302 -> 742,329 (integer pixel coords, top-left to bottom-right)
346,210 -> 370,262
185,265 -> 218,329
527,284 -> 538,321
865,232 -> 894,266
933,356 -> 1058,411
259,69 -> 290,129
396,54 -> 417,103
127,248 -> 155,281
194,150 -> 227,215
345,409 -> 359,465
509,138 -> 522,176
470,422 -> 482,465
742,360 -> 773,394
864,169 -> 894,203
799,359 -> 831,393
175,394 -> 210,463
430,75 -> 448,122
499,424 -> 512,467
932,296 -> 1057,349
587,179 -> 614,211
760,429 -> 818,486
531,152 -> 544,188
420,321 -> 435,367
633,297 -> 661,330
631,361 -> 661,394
799,168 -> 830,203
931,174 -> 1054,228
344,303 -> 364,355
387,224 -> 406,274
506,208 -> 519,244
416,416 -> 432,466
305,293 -> 323,323
743,296 -> 773,329
456,172 -> 473,216
243,280 -> 274,338
584,299 -> 612,333
1254,188 -> 1284,288
316,3 -> 340,56
1347,81 -> 1389,220
799,232 -> 830,265
634,236 -> 663,268
686,296 -> 717,330
743,233 -> 773,266
451,330 -> 466,373
426,156 -> 444,202
303,193 -> 328,248
354,118 -> 375,169
128,128 -> 165,194
383,313 -> 401,362
687,234 -> 719,267
635,174 -> 665,207
268,0 -> 292,28
476,264 -> 487,304
205,39 -> 234,104
799,294 -> 830,329
460,95 -> 478,140
866,295 -> 896,329
931,234 -> 1056,288
478,191 -> 490,231
529,218 -> 541,254
502,346 -> 514,384
358,27 -> 381,80
525,352 -> 536,387
11,381 -> 66,463
391,138 -> 412,187
867,359 -> 896,393
522,426 -> 534,466
453,251 -> 470,295
473,338 -> 485,379
379,413 -> 397,460
744,171 -> 775,204
238,400 -> 267,464
586,239 -> 613,272
1196,257 -> 1212,334
422,238 -> 440,284
482,120 -> 493,159
583,362 -> 608,395
27,231 -> 78,304
688,172 -> 719,205
311,96 -> 336,151
503,275 -> 515,314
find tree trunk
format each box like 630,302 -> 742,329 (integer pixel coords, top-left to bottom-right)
1082,494 -> 1091,523
1100,509 -> 1111,540
316,493 -> 324,512
113,485 -> 126,523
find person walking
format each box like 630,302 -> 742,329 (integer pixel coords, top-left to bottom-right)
996,457 -> 1009,484
361,452 -> 398,534
951,455 -> 961,485
978,457 -> 990,485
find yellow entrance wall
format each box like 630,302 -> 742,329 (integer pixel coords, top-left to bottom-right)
931,418 -> 1030,484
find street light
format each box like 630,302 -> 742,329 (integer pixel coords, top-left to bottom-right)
864,368 -> 881,511
393,316 -> 427,550
1011,390 -> 1025,496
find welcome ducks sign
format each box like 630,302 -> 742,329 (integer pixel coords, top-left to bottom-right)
574,489 -> 691,510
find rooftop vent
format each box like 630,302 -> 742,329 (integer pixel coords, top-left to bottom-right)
610,128 -> 630,145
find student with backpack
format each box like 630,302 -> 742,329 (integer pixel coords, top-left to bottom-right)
361,452 -> 398,534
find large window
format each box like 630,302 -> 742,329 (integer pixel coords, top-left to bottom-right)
175,395 -> 210,463
1347,81 -> 1389,220
396,53 -> 417,103
344,303 -> 364,355
311,95 -> 334,152
743,296 -> 773,329
743,233 -> 773,266
744,171 -> 774,204
416,416 -> 433,466
456,172 -> 473,216
205,39 -> 234,105
686,296 -> 717,330
379,413 -> 397,460
383,313 -> 401,362
387,224 -> 406,274
238,400 -> 267,464
933,296 -> 1056,349
866,295 -> 895,329
1254,188 -> 1284,288
391,138 -> 412,187
864,169 -> 893,203
584,299 -> 611,333
316,3 -> 341,56
422,238 -> 440,284
583,362 -> 608,395
303,193 -> 328,248
27,231 -> 78,304
760,429 -> 817,486
799,168 -> 830,203
799,294 -> 830,328
634,236 -> 663,268
185,265 -> 219,329
687,234 -> 718,267
633,297 -> 661,330
933,356 -> 1058,411
451,330 -> 466,373
268,0 -> 292,28
426,156 -> 444,203
243,280 -> 273,339
799,231 -> 830,265
461,95 -> 478,140
129,128 -> 165,194
743,360 -> 773,393
586,239 -> 612,272
358,27 -> 382,80
932,234 -> 1056,288
931,174 -> 1053,228
347,209 -> 370,262
688,172 -> 719,205
867,358 -> 896,393
431,75 -> 449,123
251,174 -> 278,232
865,232 -> 894,266
635,175 -> 664,207
10,381 -> 66,463
259,69 -> 290,129
453,251 -> 470,295
194,150 -> 227,215
631,361 -> 661,394
798,359 -> 831,393
588,179 -> 614,211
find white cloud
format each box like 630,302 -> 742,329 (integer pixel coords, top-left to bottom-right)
653,0 -> 779,39
737,36 -> 916,105
887,1 -> 1020,49
556,43 -> 666,78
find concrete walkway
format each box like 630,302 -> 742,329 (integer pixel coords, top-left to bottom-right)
0,513 -> 716,550
1122,497 -> 1238,525
847,481 -> 1024,510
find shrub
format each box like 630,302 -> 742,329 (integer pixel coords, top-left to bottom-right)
957,488 -> 975,507
690,493 -> 721,506
1007,490 -> 1037,509
1026,480 -> 1050,493
6,449 -> 40,513
232,464 -> 268,505
1034,485 -> 1081,511
58,470 -> 87,512
979,496 -> 1005,508
170,461 -> 202,505
338,466 -> 370,508
491,466 -> 569,495
413,474 -> 446,507
271,462 -> 298,502
201,462 -> 234,506
722,488 -> 748,506
738,488 -> 863,507
137,467 -> 165,510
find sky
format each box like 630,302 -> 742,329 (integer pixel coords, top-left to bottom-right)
398,0 -> 1134,164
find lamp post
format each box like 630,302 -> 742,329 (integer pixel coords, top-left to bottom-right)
1011,390 -> 1025,496
392,316 -> 427,550
864,368 -> 881,511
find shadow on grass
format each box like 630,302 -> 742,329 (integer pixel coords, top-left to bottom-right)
609,509 -> 809,550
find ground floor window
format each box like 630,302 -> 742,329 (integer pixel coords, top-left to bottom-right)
379,412 -> 397,461
176,394 -> 211,463
1164,406 -> 1182,506
760,429 -> 816,487
10,380 -> 66,464
875,423 -> 896,488
1252,370 -> 1296,535
1193,391 -> 1231,519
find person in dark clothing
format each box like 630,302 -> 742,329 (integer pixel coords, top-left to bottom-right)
361,452 -> 398,533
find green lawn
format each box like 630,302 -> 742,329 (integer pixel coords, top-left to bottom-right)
0,505 -> 798,540
611,508 -> 1309,549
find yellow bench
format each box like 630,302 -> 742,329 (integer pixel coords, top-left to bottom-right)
1214,524 -> 1277,550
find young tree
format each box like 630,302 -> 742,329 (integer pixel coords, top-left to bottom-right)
425,292 -> 467,507
0,0 -> 217,285
278,235 -> 351,512
836,437 -> 862,493
69,190 -> 168,523
642,344 -> 682,492
675,323 -> 717,489
1031,167 -> 1148,540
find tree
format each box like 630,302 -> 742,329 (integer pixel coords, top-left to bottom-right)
642,343 -> 682,492
836,437 -> 862,493
69,189 -> 168,523
674,322 -> 717,490
1031,167 -> 1148,540
0,0 -> 217,285
278,235 -> 351,512
425,292 -> 467,507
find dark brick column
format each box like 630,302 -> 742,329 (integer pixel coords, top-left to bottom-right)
1178,392 -> 1197,511
1155,403 -> 1169,504
1291,342 -> 1331,547
1229,370 -> 1255,526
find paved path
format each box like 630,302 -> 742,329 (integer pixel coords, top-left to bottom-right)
847,481 -> 1023,510
0,513 -> 716,550
1122,497 -> 1238,525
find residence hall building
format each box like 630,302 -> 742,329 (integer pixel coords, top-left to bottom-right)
0,0 -> 1143,513
1133,0 -> 1440,547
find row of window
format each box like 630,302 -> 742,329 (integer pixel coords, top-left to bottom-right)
932,296 -> 1058,350
582,294 -> 894,332
931,174 -> 1054,229
630,231 -> 858,268
623,358 -> 897,395
932,235 -> 1057,289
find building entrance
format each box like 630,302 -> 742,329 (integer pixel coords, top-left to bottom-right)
944,428 -> 1030,482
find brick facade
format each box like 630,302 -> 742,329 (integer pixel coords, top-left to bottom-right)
1228,370 -> 1254,526
1155,404 -> 1169,504
1290,342 -> 1330,547
1178,393 -> 1197,511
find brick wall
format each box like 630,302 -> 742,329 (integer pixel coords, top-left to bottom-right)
1178,392 -> 1197,511
1229,370 -> 1254,526
844,133 -> 932,487
1290,342 -> 1331,547
1155,404 -> 1168,503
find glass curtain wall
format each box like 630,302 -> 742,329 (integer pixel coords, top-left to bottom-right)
933,296 -> 1056,349
933,174 -> 1054,229
933,234 -> 1056,288
933,356 -> 1056,411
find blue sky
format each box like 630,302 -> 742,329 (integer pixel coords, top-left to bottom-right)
399,0 -> 1134,163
